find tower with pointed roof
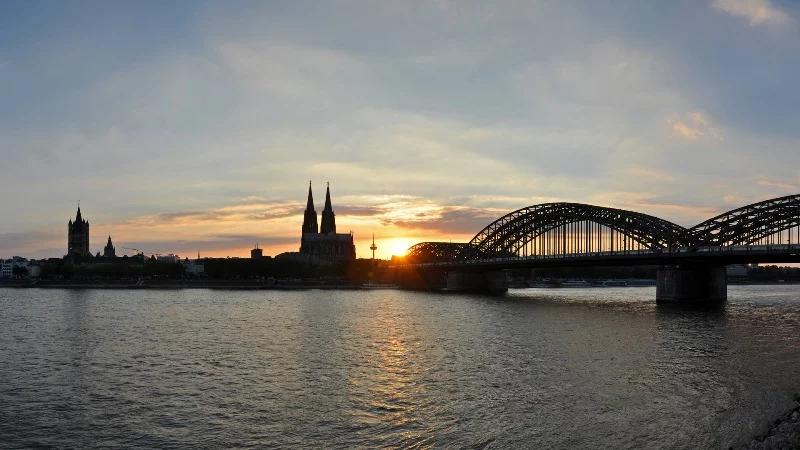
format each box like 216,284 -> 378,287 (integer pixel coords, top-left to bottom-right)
299,182 -> 355,262
67,205 -> 90,256
302,181 -> 319,234
320,182 -> 336,234
103,235 -> 116,257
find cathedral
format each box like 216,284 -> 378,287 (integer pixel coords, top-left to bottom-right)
300,182 -> 356,262
67,206 -> 90,256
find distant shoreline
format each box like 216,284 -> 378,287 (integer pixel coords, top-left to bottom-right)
0,282 -> 363,290
1,280 -> 798,291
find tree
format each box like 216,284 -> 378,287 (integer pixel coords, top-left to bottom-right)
12,265 -> 28,277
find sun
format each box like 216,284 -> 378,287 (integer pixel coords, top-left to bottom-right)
383,237 -> 418,258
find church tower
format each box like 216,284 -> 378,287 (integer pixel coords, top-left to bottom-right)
67,205 -> 90,256
103,235 -> 116,257
320,182 -> 336,234
301,181 -> 319,234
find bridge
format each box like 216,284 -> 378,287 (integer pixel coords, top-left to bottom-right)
395,195 -> 800,302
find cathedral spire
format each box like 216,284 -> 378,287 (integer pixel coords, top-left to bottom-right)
306,181 -> 314,210
301,181 -> 319,234
320,182 -> 337,234
324,182 -> 332,212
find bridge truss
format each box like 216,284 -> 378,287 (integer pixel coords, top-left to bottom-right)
405,242 -> 469,264
461,203 -> 692,260
689,194 -> 800,247
403,196 -> 800,264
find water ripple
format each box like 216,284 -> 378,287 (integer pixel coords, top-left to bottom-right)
1,286 -> 799,448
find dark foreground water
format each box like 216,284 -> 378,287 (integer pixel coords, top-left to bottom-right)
1,286 -> 799,449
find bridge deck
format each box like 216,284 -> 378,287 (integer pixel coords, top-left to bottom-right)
400,245 -> 800,271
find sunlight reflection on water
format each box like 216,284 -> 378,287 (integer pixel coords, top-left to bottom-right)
0,286 -> 799,448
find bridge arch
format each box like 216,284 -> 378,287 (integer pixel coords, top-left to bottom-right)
460,203 -> 693,260
689,194 -> 800,246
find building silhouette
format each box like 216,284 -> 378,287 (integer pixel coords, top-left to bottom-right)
302,183 -> 319,234
251,243 -> 263,259
103,235 -> 116,257
300,182 -> 356,262
67,206 -> 90,256
320,184 -> 336,234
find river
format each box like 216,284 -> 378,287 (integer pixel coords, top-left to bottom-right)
1,286 -> 799,448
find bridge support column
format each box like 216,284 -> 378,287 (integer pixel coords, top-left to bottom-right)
446,270 -> 508,294
656,265 -> 726,303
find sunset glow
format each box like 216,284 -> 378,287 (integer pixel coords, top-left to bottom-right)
4,3 -> 800,449
381,237 -> 420,259
1,1 -> 799,260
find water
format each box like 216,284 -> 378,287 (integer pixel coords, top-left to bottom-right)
1,286 -> 799,449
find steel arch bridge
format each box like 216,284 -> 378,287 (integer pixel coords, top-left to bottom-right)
463,203 -> 693,260
402,195 -> 800,266
689,194 -> 800,247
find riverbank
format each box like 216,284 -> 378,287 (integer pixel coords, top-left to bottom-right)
738,404 -> 800,449
0,280 -> 362,290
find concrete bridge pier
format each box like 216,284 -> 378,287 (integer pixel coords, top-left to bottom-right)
656,265 -> 727,303
446,270 -> 508,294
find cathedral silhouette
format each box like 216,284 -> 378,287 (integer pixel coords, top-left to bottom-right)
67,205 -> 116,258
67,206 -> 90,256
300,182 -> 356,262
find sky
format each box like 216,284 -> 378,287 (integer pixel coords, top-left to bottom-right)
1,0 -> 799,259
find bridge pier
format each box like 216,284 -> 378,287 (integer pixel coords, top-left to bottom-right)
446,270 -> 508,294
656,265 -> 726,303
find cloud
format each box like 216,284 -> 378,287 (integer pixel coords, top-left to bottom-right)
118,235 -> 299,259
379,205 -> 503,236
212,40 -> 370,99
587,191 -> 723,226
723,194 -> 745,204
757,179 -> 799,191
155,211 -> 236,223
712,0 -> 791,26
333,205 -> 384,217
622,166 -> 675,182
669,112 -> 721,140
114,200 -> 305,227
721,193 -> 785,206
0,230 -> 63,258
514,39 -> 684,120
628,201 -> 721,220
2,2 -> 800,261
451,194 -> 561,210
